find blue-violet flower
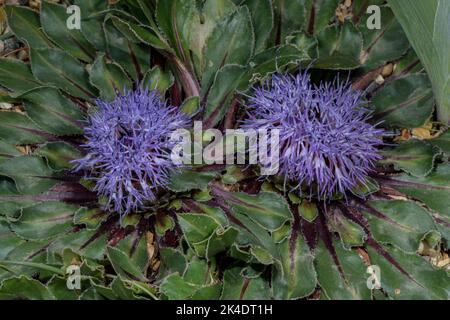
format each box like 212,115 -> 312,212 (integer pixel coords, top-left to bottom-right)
73,88 -> 190,215
241,72 -> 384,198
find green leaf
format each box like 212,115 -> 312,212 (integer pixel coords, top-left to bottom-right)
228,244 -> 252,262
203,64 -> 248,127
304,0 -> 340,34
370,74 -> 434,128
121,213 -> 140,229
328,209 -> 366,249
0,276 -> 55,300
242,0 -> 273,52
106,246 -> 147,282
0,156 -> 57,195
5,5 -> 51,49
168,169 -> 218,192
226,192 -> 293,231
89,53 -> 132,102
110,277 -> 146,300
76,0 -> 108,51
235,219 -> 278,262
382,164 -> 450,219
431,131 -> 450,156
210,189 -> 280,259
389,0 -> 450,124
221,165 -> 247,185
314,238 -> 371,300
115,229 -> 150,273
362,200 -> 437,253
298,201 -> 318,222
125,23 -> 170,50
358,6 -> 410,69
90,282 -> 117,300
0,112 -> 49,144
206,226 -> 239,260
188,0 -> 236,76
164,258 -> 215,299
0,140 -> 21,164
180,96 -> 200,116
142,65 -> 174,95
30,48 -> 97,100
188,202 -> 229,227
194,187 -> 214,202
47,229 -> 107,262
40,1 -> 96,63
160,273 -> 198,300
272,223 -> 317,299
131,1 -> 156,27
0,221 -> 24,259
242,44 -> 309,87
0,58 -> 43,97
73,208 -> 106,230
123,279 -> 158,300
183,258 -> 211,286
1,239 -> 53,280
367,243 -> 450,299
158,248 -> 187,279
1,258 -> 66,277
21,87 -> 84,135
250,245 -> 273,265
115,0 -> 150,25
104,17 -> 151,80
10,201 -> 77,240
381,139 -> 439,177
272,222 -> 291,243
36,142 -> 82,170
78,287 -> 100,300
286,31 -> 318,60
391,49 -> 424,77
0,177 -> 37,218
156,0 -> 196,66
201,6 -> 254,96
47,276 -> 81,300
0,94 -> 18,104
351,177 -> 380,197
191,283 -> 222,300
315,21 -> 363,70
221,267 -> 271,299
272,0 -> 306,41
155,213 -> 174,236
178,213 -> 220,244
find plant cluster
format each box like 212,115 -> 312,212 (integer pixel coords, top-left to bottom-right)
0,0 -> 448,300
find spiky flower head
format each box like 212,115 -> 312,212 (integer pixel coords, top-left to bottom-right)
73,87 -> 190,216
241,72 -> 384,199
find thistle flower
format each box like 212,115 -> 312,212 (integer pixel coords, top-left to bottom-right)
73,87 -> 190,216
241,72 -> 384,199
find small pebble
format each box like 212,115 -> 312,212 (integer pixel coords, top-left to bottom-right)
381,63 -> 394,77
3,37 -> 20,52
17,49 -> 28,60
375,74 -> 385,85
29,0 -> 40,9
0,103 -> 13,110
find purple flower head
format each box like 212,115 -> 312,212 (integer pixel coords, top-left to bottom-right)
73,87 -> 190,216
241,72 -> 384,199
